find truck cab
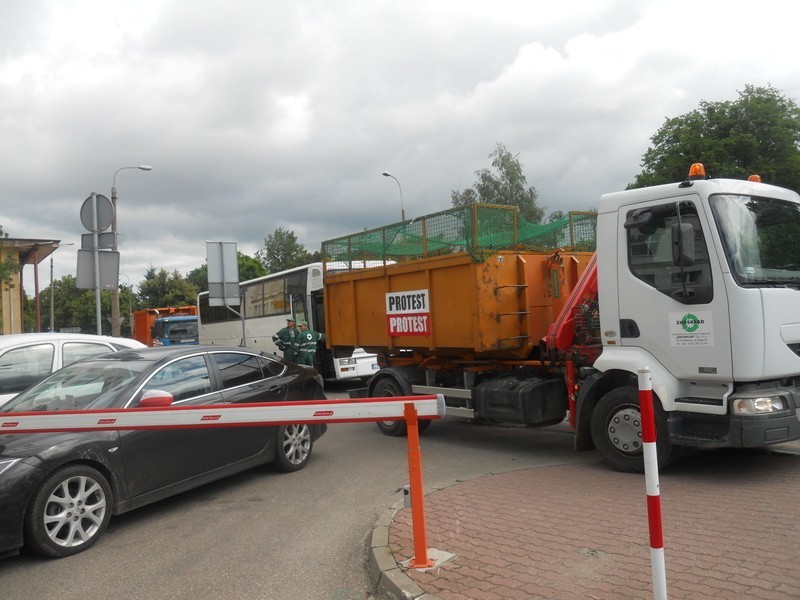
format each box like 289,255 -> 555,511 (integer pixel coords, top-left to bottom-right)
585,166 -> 800,467
151,315 -> 199,346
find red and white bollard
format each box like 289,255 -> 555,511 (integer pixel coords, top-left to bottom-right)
637,367 -> 668,600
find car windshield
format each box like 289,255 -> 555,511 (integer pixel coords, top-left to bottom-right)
1,359 -> 151,413
710,193 -> 800,287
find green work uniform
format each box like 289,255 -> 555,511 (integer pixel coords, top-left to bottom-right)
272,326 -> 299,362
296,328 -> 324,367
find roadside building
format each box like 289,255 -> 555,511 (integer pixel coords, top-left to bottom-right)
0,238 -> 60,334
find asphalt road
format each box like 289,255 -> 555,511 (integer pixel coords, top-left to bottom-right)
1,381 -> 797,599
0,381 -> 591,600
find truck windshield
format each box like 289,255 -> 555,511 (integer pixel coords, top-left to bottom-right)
710,193 -> 800,287
164,321 -> 198,342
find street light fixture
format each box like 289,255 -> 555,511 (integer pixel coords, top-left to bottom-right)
111,165 -> 152,337
382,171 -> 405,222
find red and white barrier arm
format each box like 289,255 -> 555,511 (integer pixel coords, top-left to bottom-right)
0,395 -> 445,434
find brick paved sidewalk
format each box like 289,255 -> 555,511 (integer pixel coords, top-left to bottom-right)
374,450 -> 800,600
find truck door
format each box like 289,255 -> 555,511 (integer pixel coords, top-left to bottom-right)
616,198 -> 732,384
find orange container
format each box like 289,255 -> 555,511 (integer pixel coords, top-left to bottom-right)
324,250 -> 593,360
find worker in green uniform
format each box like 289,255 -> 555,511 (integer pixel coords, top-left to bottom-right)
296,320 -> 324,367
272,317 -> 299,362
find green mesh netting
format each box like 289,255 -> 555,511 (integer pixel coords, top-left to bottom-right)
322,203 -> 596,265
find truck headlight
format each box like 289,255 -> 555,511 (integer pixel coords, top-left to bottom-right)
731,396 -> 789,415
339,358 -> 356,366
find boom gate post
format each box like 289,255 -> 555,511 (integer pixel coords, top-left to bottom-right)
638,367 -> 668,600
404,402 -> 434,569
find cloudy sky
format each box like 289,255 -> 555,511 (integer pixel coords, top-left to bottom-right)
3,0 -> 799,292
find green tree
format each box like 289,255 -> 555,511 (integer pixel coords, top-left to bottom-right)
185,265 -> 206,292
257,227 -> 313,273
23,295 -> 36,332
36,275 -> 108,334
0,226 -> 20,333
0,226 -> 18,291
137,267 -> 198,308
452,143 -> 544,223
37,275 -> 138,336
187,252 -> 267,293
630,85 -> 800,190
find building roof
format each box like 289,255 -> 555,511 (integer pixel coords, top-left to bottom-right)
1,238 -> 61,266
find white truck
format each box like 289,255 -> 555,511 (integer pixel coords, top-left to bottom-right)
324,164 -> 800,471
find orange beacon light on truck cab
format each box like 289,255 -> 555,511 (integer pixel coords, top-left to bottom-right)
687,163 -> 708,180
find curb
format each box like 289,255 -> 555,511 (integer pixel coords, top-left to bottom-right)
368,501 -> 441,600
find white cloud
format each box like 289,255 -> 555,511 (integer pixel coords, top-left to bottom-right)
1,0 -> 799,294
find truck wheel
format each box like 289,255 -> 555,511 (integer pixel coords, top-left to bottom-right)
372,378 -> 432,436
374,378 -> 408,436
590,386 -> 678,473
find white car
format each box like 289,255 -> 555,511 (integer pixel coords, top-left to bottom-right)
0,333 -> 146,407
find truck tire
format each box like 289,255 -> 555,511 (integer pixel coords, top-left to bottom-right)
373,377 -> 430,436
590,386 -> 679,473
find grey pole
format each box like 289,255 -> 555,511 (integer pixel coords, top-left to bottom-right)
92,193 -> 102,334
111,165 -> 152,336
49,256 -> 54,332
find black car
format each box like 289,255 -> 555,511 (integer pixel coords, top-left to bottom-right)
0,346 -> 327,559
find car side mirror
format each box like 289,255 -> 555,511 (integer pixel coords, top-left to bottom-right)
139,389 -> 174,407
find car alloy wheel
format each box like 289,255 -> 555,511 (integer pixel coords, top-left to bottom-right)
25,465 -> 112,557
275,424 -> 313,472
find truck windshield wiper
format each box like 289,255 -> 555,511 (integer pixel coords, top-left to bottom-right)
743,279 -> 800,288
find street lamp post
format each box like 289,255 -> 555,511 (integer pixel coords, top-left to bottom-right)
111,165 -> 152,337
382,171 -> 405,222
49,256 -> 54,332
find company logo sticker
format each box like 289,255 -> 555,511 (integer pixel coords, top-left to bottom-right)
669,311 -> 714,347
678,313 -> 703,333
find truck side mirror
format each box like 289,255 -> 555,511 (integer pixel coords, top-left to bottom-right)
624,209 -> 653,231
671,222 -> 695,266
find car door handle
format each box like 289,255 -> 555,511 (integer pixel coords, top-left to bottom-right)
268,385 -> 281,393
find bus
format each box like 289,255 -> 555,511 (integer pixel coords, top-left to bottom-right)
197,262 -> 379,381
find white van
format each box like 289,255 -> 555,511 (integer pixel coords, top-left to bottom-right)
0,333 -> 145,407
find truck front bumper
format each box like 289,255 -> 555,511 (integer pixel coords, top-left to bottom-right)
732,410 -> 800,447
670,409 -> 800,448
